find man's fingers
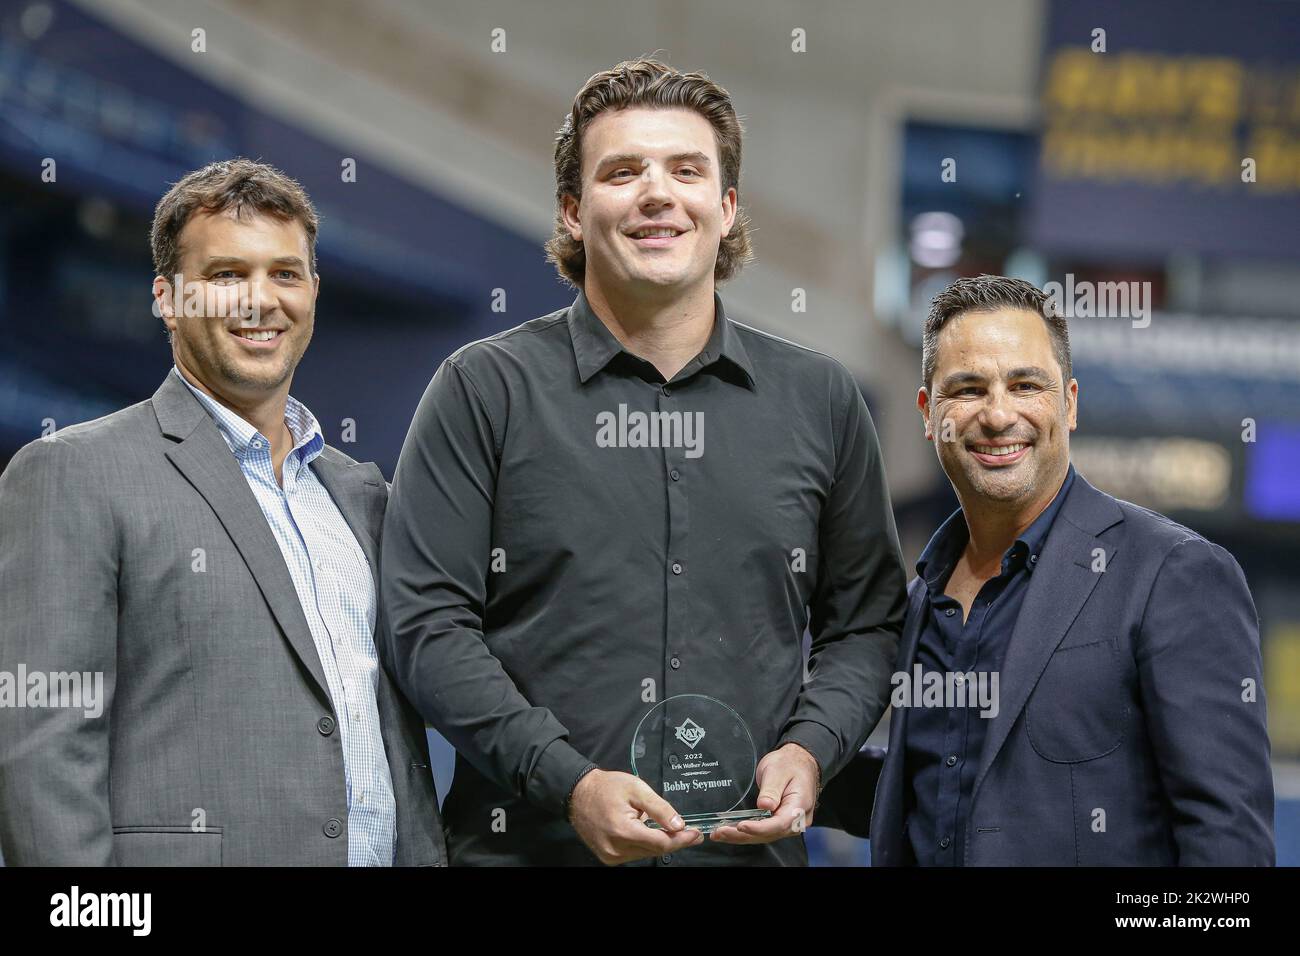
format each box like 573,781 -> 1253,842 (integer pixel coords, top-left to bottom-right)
711,805 -> 806,844
661,826 -> 706,851
710,823 -> 762,844
610,819 -> 703,861
738,806 -> 801,837
626,778 -> 685,832
755,773 -> 789,812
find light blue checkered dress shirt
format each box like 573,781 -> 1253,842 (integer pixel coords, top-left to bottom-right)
174,367 -> 396,866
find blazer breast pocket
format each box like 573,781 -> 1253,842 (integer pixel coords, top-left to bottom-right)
1026,639 -> 1128,763
112,825 -> 224,866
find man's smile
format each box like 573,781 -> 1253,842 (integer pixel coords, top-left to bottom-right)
624,224 -> 688,248
229,327 -> 286,350
967,440 -> 1031,466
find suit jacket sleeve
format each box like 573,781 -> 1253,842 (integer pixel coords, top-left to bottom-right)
0,438 -> 119,865
778,372 -> 908,780
379,359 -> 595,820
1136,536 -> 1274,865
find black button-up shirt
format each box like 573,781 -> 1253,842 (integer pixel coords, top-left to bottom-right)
381,291 -> 907,865
903,464 -> 1075,866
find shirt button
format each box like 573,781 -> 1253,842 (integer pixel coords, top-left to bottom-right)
323,818 -> 343,838
1030,554 -> 1038,564
251,439 -> 263,449
940,836 -> 951,849
944,608 -> 956,617
670,657 -> 681,670
671,562 -> 683,575
317,716 -> 336,736
946,754 -> 958,767
670,469 -> 680,481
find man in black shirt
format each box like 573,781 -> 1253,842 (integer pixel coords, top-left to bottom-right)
380,58 -> 907,865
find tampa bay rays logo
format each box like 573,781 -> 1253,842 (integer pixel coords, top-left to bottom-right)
674,717 -> 706,751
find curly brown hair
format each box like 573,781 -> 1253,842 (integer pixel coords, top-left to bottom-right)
545,58 -> 753,289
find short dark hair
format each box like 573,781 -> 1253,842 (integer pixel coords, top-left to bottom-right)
545,57 -> 753,289
151,158 -> 319,282
922,274 -> 1072,389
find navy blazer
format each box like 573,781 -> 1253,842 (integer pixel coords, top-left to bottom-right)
820,472 -> 1274,866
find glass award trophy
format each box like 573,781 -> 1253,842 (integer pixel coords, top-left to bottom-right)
630,693 -> 772,834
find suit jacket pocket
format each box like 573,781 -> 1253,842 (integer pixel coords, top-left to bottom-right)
1026,639 -> 1127,762
112,826 -> 223,866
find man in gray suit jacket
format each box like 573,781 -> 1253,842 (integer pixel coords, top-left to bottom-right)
0,159 -> 445,866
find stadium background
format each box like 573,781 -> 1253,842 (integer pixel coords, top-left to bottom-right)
0,0 -> 1297,865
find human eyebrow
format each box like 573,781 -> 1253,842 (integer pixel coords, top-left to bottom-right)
596,154 -> 647,173
596,152 -> 713,172
201,256 -> 306,272
938,371 -> 986,392
1005,366 -> 1053,382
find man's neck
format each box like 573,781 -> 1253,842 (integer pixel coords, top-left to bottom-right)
583,276 -> 716,381
957,464 -> 1069,575
175,361 -> 294,476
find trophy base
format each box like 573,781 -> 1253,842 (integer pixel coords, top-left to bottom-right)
645,809 -> 773,835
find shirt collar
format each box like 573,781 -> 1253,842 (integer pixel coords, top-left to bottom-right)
916,462 -> 1076,586
1017,463 -> 1075,572
171,366 -> 324,465
567,289 -> 756,388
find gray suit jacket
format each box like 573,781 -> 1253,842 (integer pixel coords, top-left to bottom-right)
0,372 -> 447,865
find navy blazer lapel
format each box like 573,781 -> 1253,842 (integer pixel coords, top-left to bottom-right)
869,579 -> 928,861
895,578 -> 929,675
153,374 -> 332,702
971,475 -> 1124,800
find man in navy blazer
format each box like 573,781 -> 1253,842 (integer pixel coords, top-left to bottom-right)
822,275 -> 1273,866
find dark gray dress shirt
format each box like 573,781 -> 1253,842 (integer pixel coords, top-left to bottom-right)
380,291 -> 907,865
